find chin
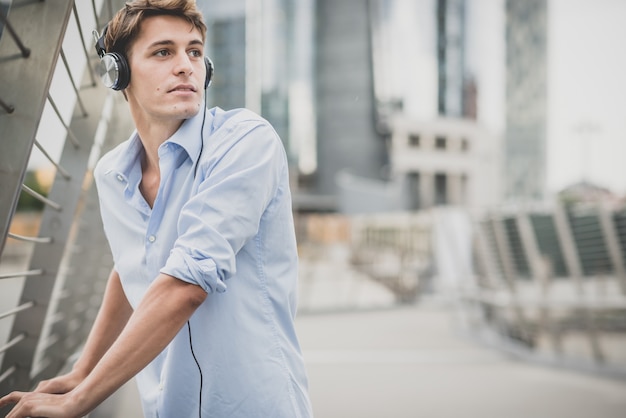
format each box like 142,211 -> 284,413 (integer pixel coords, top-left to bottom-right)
173,103 -> 202,119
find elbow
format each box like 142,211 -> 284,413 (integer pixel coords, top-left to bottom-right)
159,274 -> 207,311
186,284 -> 208,309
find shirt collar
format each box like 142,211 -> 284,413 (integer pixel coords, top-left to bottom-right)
163,108 -> 206,164
110,133 -> 142,181
109,108 -> 207,179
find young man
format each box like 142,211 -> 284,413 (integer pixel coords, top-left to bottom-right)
0,1 -> 312,417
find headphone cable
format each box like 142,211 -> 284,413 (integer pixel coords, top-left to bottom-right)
187,321 -> 203,418
194,91 -> 207,179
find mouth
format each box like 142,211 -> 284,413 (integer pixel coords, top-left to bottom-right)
168,84 -> 197,93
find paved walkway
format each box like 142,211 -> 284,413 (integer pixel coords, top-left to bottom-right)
96,300 -> 626,418
92,244 -> 626,417
3,239 -> 624,417
298,302 -> 626,418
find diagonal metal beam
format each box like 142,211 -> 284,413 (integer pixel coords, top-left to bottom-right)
0,0 -> 75,255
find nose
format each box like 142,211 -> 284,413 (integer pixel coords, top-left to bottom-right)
173,51 -> 193,76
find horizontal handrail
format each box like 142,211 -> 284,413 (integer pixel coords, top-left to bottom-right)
47,94 -> 80,148
0,333 -> 26,355
0,269 -> 44,280
0,8 -> 30,57
73,3 -> 97,87
8,232 -> 53,244
21,184 -> 62,211
34,140 -> 72,180
91,0 -> 100,30
60,48 -> 88,117
0,96 -> 15,113
463,288 -> 626,310
48,312 -> 65,326
0,366 -> 17,385
41,333 -> 60,351
0,301 -> 35,321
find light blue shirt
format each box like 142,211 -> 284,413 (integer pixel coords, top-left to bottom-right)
94,107 -> 312,418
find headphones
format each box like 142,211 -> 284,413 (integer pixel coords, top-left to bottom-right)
93,26 -> 214,91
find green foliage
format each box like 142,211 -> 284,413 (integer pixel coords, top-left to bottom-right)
16,171 -> 47,212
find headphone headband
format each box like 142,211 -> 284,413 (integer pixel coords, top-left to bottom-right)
93,27 -> 107,58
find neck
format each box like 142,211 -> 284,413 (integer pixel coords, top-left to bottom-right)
132,114 -> 184,173
134,118 -> 182,208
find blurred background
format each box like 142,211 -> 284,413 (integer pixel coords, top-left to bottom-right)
1,0 -> 626,417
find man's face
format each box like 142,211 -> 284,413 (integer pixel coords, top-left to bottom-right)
125,15 -> 205,123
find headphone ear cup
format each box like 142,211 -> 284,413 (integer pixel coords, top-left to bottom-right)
204,57 -> 214,89
97,52 -> 130,91
109,52 -> 131,91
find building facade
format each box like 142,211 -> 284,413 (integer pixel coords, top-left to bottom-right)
199,0 -> 316,175
504,0 -> 548,201
389,116 -> 500,212
314,0 -> 387,199
436,0 -> 467,118
199,0 -> 504,212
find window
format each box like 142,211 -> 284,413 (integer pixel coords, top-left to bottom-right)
461,138 -> 469,152
434,173 -> 447,205
435,136 -> 447,150
407,172 -> 420,210
409,134 -> 420,147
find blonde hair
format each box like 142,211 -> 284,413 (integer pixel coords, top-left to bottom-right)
104,0 -> 207,59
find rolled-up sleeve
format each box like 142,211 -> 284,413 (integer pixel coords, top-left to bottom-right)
160,120 -> 285,293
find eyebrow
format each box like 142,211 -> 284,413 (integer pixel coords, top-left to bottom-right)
147,39 -> 204,49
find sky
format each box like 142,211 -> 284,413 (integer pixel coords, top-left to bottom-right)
547,0 -> 626,194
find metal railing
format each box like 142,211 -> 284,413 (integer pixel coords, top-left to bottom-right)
0,0 -> 127,410
466,204 -> 626,378
349,211 -> 433,303
345,204 -> 626,379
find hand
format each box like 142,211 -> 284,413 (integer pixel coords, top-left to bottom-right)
34,369 -> 87,395
0,390 -> 84,418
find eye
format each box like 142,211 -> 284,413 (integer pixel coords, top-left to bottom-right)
189,49 -> 202,58
155,49 -> 169,57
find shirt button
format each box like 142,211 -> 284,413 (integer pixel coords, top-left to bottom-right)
148,235 -> 156,243
116,174 -> 124,182
158,383 -> 164,391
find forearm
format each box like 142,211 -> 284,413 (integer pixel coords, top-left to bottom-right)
72,270 -> 133,376
69,273 -> 207,414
